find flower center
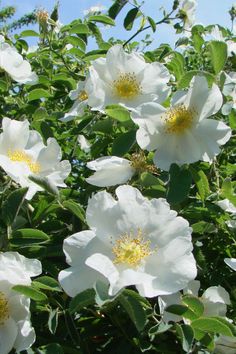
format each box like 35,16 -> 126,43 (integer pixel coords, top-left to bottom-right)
113,73 -> 141,100
0,292 -> 9,325
8,150 -> 40,174
78,90 -> 88,102
164,105 -> 194,134
112,229 -> 152,267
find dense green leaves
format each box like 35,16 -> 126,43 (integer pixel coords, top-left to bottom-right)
167,164 -> 192,204
2,188 -> 28,226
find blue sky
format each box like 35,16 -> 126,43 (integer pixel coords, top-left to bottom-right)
2,0 -> 235,48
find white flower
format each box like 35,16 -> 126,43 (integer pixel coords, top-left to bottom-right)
0,118 -> 71,200
179,0 -> 197,31
86,156 -> 135,187
60,82 -> 88,122
159,280 -> 231,323
224,258 -> 236,271
214,335 -> 236,354
131,75 -> 231,171
0,38 -> 38,84
83,4 -> 106,16
59,185 -> 197,298
77,134 -> 91,153
0,252 -> 42,354
222,72 -> 236,115
215,199 -> 236,214
85,44 -> 170,112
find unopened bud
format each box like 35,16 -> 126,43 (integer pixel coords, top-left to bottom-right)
36,9 -> 49,24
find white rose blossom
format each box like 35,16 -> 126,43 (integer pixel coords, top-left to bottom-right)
60,82 -> 88,122
159,280 -> 231,323
0,118 -> 71,200
215,198 -> 236,230
131,75 -> 231,171
222,72 -> 236,115
0,252 -> 42,354
86,156 -> 135,187
179,0 -> 197,31
85,44 -> 170,112
59,185 -> 197,298
0,36 -> 38,84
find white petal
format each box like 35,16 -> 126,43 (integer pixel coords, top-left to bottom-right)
202,286 -> 231,305
0,118 -> 30,154
187,76 -> 223,121
158,292 -> 182,323
0,318 -> 18,354
215,199 -> 236,214
86,156 -> 135,187
63,231 -> 96,266
14,319 -> 35,352
195,119 -> 231,162
59,264 -> 104,297
224,258 -> 236,271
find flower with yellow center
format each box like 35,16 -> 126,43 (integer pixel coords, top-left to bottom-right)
0,118 -> 71,200
0,252 -> 42,354
59,185 -> 197,298
131,75 -> 231,171
60,82 -> 89,122
85,44 -> 170,111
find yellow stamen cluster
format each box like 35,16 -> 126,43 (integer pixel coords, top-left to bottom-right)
130,152 -> 158,175
164,104 -> 194,134
0,292 -> 9,325
113,72 -> 141,100
78,90 -> 88,102
8,150 -> 40,174
112,229 -> 152,267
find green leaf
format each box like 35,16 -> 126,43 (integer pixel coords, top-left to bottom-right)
20,30 -> 39,37
108,0 -> 128,19
166,52 -> 185,81
165,304 -> 189,316
63,200 -> 85,223
64,35 -> 86,51
28,89 -> 51,101
0,79 -> 7,92
208,40 -> 228,74
118,290 -> 147,331
10,228 -> 49,246
2,188 -> 28,226
191,316 -> 236,337
37,343 -> 63,354
124,8 -> 139,31
12,285 -> 48,301
69,289 -> 95,314
147,16 -> 156,32
190,167 -> 210,202
69,23 -> 90,34
220,178 -> 236,206
178,71 -> 215,89
88,15 -> 115,26
229,110 -> 236,129
176,324 -> 194,353
182,295 -> 204,320
48,308 -> 59,335
105,105 -> 131,122
167,164 -> 192,204
33,276 -> 62,292
112,130 -> 136,156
